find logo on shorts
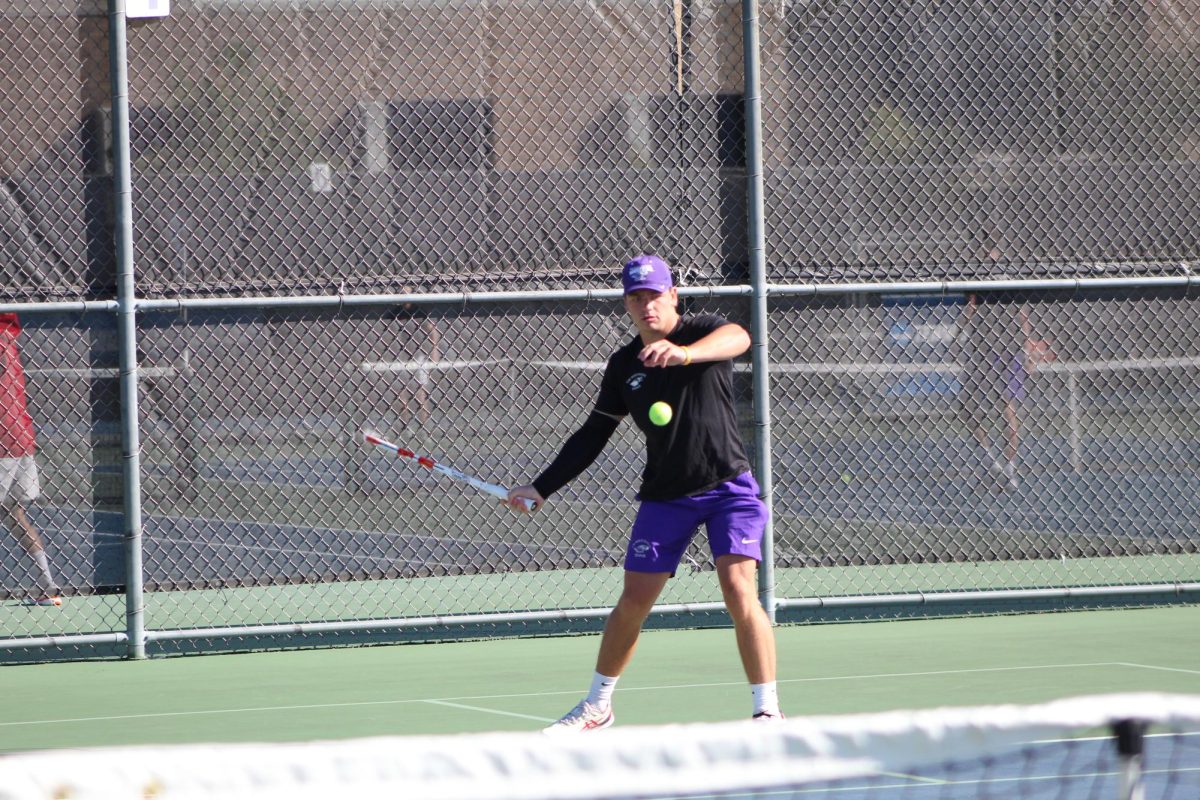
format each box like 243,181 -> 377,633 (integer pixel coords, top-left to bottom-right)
626,373 -> 646,391
630,539 -> 652,558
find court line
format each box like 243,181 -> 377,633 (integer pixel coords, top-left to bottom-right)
424,700 -> 553,723
1113,662 -> 1200,676
772,767 -> 1200,798
877,771 -> 945,785
439,661 -> 1128,702
1037,731 -> 1200,744
0,661 -> 1128,728
662,767 -> 1200,800
775,662 -> 1122,686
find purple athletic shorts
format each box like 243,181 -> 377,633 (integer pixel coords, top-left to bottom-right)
625,472 -> 769,574
999,352 -> 1028,401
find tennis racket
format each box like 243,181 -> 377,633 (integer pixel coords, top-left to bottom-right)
362,431 -> 535,511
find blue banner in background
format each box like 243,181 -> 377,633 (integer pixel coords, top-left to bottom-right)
882,293 -> 965,398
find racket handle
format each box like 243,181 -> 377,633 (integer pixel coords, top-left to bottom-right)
500,493 -> 535,512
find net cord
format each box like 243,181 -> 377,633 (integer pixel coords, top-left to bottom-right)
1,692 -> 1198,800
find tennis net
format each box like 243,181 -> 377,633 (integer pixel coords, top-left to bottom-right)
2,693 -> 1197,800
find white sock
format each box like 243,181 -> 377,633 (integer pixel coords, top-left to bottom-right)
751,682 -> 780,716
33,550 -> 57,594
586,672 -> 619,709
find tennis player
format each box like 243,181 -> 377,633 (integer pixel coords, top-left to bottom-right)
958,292 -> 1032,492
506,254 -> 783,732
0,314 -> 61,606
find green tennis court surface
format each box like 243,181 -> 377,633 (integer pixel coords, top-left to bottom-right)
0,606 -> 1194,754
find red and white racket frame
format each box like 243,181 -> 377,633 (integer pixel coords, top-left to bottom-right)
362,431 -> 535,511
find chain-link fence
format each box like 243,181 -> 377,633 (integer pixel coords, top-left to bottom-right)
1,0 -> 1197,661
761,0 -> 1200,279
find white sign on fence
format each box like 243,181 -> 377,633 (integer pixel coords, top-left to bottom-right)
127,0 -> 170,18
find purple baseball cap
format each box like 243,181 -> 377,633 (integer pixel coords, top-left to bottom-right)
621,254 -> 674,295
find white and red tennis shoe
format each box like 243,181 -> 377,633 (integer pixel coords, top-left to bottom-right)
542,700 -> 615,734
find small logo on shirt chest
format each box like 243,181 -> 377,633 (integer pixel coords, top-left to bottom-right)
627,373 -> 646,390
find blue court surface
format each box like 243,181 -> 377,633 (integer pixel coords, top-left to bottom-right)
671,731 -> 1200,800
6,504 -> 615,596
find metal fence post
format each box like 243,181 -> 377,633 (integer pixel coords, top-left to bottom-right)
108,0 -> 145,659
742,0 -> 775,622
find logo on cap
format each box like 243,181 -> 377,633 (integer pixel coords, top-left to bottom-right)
622,254 -> 673,294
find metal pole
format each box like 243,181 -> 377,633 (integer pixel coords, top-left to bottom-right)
1113,720 -> 1146,800
742,0 -> 775,622
121,272 -> 1200,313
108,0 -> 146,659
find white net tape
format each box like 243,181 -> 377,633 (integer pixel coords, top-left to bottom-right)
2,693 -> 1199,800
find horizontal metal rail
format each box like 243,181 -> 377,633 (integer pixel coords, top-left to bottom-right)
4,272 -> 1199,316
0,632 -> 128,651
1,583 -> 1194,651
776,582 -> 1200,609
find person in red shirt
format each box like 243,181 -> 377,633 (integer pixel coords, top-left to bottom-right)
0,314 -> 61,606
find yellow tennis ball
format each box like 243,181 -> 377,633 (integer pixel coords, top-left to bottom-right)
648,401 -> 673,426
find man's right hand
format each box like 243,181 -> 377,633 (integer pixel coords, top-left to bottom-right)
505,485 -> 544,514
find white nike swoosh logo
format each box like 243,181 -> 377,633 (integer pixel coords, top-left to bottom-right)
741,538 -> 758,544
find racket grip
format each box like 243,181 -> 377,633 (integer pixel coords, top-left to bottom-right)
489,484 -> 535,513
